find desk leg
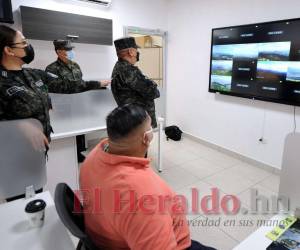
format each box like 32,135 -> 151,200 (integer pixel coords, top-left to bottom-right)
45,136 -> 79,196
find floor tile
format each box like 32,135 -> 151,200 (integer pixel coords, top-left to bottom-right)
175,180 -> 228,221
189,216 -> 239,250
258,174 -> 280,193
150,156 -> 178,172
175,180 -> 215,219
203,169 -> 256,195
237,184 -> 278,210
163,148 -> 200,166
202,152 -> 242,169
178,158 -> 225,180
184,143 -> 220,159
157,166 -> 200,190
228,163 -> 272,183
204,210 -> 272,242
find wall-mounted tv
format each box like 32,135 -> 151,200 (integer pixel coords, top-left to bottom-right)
209,18 -> 300,106
0,0 -> 13,24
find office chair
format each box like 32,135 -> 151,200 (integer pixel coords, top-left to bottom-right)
54,183 -> 100,250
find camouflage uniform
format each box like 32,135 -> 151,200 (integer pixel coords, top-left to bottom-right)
112,37 -> 160,128
111,59 -> 160,128
45,59 -> 101,94
0,66 -> 54,140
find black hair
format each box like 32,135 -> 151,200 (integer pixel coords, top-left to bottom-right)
106,104 -> 148,141
0,25 -> 17,61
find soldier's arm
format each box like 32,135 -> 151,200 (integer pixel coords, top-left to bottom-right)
81,80 -> 103,91
44,66 -> 71,93
122,66 -> 160,100
45,64 -> 57,75
45,66 -> 101,93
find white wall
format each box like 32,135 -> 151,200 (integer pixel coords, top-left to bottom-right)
166,0 -> 300,169
10,0 -> 168,79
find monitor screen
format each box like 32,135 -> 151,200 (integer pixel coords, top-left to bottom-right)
209,18 -> 300,106
0,0 -> 13,24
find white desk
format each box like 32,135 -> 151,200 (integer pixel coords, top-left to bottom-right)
233,214 -> 286,250
0,191 -> 74,250
45,126 -> 108,197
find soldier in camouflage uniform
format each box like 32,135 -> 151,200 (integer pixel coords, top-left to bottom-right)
0,25 -> 59,142
46,40 -> 111,162
112,37 -> 160,128
0,66 -> 54,141
45,40 -> 110,93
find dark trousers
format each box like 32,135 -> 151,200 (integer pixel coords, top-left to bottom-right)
188,240 -> 217,250
6,188 -> 43,202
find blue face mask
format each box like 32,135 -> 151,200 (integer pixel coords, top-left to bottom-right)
66,50 -> 75,61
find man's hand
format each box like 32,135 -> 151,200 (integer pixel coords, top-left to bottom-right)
100,79 -> 111,88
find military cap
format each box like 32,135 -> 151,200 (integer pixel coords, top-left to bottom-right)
114,37 -> 140,52
53,40 -> 74,51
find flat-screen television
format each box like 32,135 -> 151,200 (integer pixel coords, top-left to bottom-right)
0,0 -> 13,24
209,18 -> 300,106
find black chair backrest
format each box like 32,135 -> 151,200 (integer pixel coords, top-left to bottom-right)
54,183 -> 100,250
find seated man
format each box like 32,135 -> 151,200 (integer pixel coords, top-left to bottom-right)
80,104 -> 216,250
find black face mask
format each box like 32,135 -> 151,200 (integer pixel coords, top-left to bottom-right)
136,51 -> 140,62
21,44 -> 35,64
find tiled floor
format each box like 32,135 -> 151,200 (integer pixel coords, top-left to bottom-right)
148,133 -> 280,250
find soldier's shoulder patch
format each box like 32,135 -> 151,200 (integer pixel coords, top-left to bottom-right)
6,86 -> 27,96
35,80 -> 44,87
1,70 -> 8,78
47,72 -> 59,78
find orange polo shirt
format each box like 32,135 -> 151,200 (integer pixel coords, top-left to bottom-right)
80,139 -> 191,250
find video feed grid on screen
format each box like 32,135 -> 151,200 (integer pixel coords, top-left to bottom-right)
209,18 -> 300,105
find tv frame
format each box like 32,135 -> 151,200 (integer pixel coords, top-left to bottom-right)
0,0 -> 14,24
208,17 -> 300,107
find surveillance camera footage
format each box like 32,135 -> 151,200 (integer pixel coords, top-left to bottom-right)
209,18 -> 300,106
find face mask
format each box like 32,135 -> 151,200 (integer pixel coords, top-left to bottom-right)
136,51 -> 140,62
21,44 -> 35,64
66,50 -> 75,61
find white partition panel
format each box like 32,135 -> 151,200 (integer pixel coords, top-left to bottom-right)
279,132 -> 300,212
49,89 -> 117,136
0,119 -> 46,199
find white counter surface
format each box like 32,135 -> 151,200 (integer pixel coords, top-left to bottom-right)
0,191 -> 74,250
